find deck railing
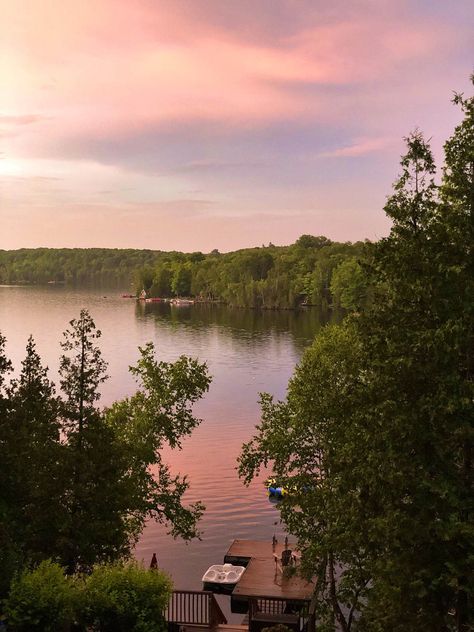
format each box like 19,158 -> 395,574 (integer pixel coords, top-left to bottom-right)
248,597 -> 312,632
166,590 -> 227,629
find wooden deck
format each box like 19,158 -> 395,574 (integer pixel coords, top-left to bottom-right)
180,626 -> 248,632
224,539 -> 314,601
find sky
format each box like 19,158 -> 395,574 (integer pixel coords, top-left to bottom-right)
1,0 -> 473,252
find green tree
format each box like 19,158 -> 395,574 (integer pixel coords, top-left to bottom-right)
436,84 -> 474,631
0,310 -> 211,584
57,311 -> 211,572
241,251 -> 274,281
150,266 -> 173,297
346,132 -> 457,630
5,338 -> 64,565
3,559 -> 172,632
0,240 -> 364,309
3,560 -> 77,632
295,235 -> 332,250
0,332 -> 16,595
59,309 -> 108,443
239,87 -> 474,631
171,265 -> 192,296
330,258 -> 367,311
59,310 -> 110,572
134,265 -> 155,294
239,323 -> 369,632
105,342 -> 211,541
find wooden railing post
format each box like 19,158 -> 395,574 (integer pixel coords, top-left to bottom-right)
208,592 -> 215,628
166,590 -> 227,629
209,593 -> 227,628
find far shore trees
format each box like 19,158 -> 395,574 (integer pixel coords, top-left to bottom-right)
0,238 -> 365,310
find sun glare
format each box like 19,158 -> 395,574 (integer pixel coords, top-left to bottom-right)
0,158 -> 25,178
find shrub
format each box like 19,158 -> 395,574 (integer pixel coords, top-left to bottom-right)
262,625 -> 293,632
81,560 -> 172,632
3,560 -> 76,631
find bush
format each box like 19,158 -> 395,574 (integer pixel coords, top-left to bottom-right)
262,625 -> 293,632
3,560 -> 76,631
81,561 -> 172,632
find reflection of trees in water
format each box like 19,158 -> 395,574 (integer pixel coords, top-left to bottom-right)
134,302 -> 342,353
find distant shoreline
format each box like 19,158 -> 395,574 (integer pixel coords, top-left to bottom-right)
0,284 -> 327,312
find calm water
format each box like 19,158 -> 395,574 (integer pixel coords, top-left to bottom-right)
0,286 -> 332,614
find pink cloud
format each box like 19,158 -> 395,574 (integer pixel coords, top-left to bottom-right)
320,137 -> 397,158
1,0 -> 471,250
2,0 -> 456,145
0,114 -> 43,125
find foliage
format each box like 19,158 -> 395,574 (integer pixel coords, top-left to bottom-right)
134,238 -> 364,309
353,115 -> 473,631
2,560 -> 172,632
171,264 -> 192,296
239,82 -> 474,631
58,310 -> 114,572
7,337 -> 63,549
150,265 -> 173,298
80,561 -> 172,632
105,342 -> 211,540
2,560 -> 76,632
59,310 -> 108,427
0,337 -> 64,593
0,309 -> 211,586
295,235 -> 332,249
0,239 -> 365,310
261,625 -> 293,632
329,257 -> 367,311
0,333 -> 16,596
239,322 -> 369,631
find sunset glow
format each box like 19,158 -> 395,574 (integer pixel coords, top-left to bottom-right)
1,0 -> 473,250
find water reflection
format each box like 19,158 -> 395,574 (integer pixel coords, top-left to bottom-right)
0,287 -> 335,618
135,301 -> 333,354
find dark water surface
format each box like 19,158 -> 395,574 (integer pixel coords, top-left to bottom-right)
0,286 -> 332,613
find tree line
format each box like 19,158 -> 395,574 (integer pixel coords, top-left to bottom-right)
0,239 -> 367,310
133,236 -> 366,310
239,84 -> 473,630
0,248 -> 159,289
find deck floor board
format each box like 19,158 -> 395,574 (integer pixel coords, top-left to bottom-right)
225,540 -> 314,601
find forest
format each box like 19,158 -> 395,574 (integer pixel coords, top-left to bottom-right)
0,236 -> 366,310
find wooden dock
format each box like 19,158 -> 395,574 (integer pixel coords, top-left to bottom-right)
224,539 -> 314,601
168,542 -> 316,632
180,626 -> 248,632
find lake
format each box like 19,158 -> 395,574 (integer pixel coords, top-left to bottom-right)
0,286 -> 332,613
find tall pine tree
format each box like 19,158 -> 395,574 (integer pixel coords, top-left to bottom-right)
239,82 -> 473,631
7,337 -> 64,562
58,309 -> 120,572
0,336 -> 65,593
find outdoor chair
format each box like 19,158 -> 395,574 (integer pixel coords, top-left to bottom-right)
273,549 -> 299,573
